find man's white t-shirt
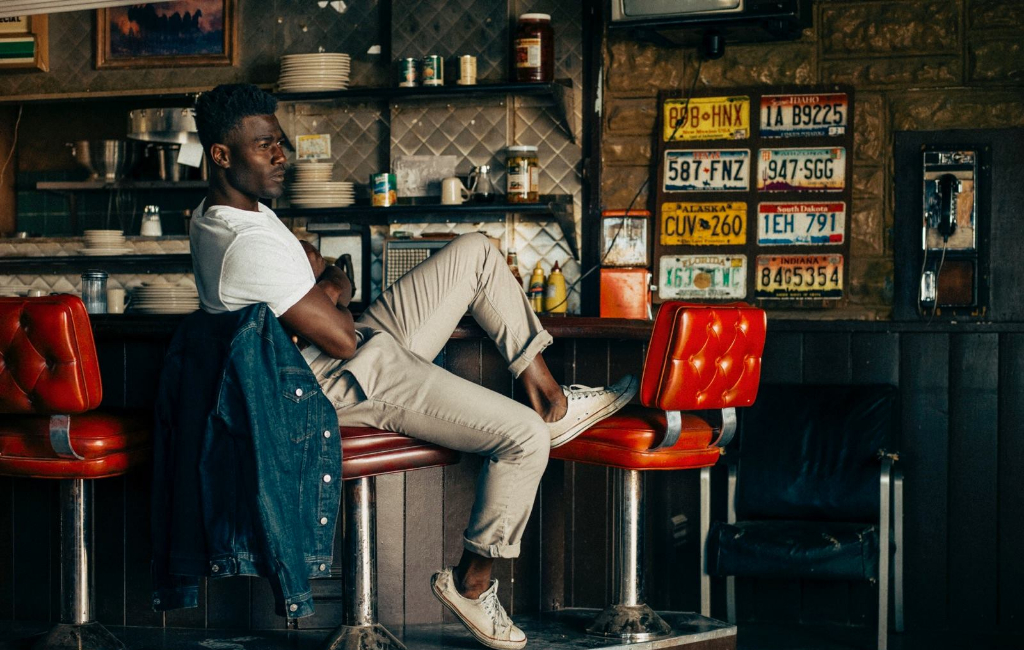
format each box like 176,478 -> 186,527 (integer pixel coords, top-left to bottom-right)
190,199 -> 321,361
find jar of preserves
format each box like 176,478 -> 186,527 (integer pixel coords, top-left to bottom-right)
506,145 -> 539,203
514,13 -> 554,83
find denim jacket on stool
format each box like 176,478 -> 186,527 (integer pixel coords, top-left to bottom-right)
151,303 -> 340,618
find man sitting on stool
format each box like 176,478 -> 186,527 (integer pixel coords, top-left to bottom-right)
190,83 -> 636,650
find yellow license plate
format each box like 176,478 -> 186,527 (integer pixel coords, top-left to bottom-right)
755,254 -> 843,300
663,96 -> 750,142
661,202 -> 746,246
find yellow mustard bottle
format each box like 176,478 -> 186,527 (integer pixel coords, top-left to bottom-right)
528,262 -> 546,313
544,261 -> 567,314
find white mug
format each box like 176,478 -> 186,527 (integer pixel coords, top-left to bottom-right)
106,288 -> 126,314
441,177 -> 471,205
26,289 -> 46,297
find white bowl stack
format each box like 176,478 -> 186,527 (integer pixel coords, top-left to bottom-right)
131,281 -> 200,315
290,161 -> 355,208
278,53 -> 351,92
81,230 -> 131,256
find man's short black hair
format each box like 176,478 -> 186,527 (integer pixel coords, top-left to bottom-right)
194,84 -> 278,152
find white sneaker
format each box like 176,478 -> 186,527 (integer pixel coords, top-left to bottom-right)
431,567 -> 527,650
548,374 -> 639,448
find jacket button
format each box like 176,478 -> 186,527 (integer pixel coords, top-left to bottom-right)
211,564 -> 220,573
295,388 -> 304,397
289,604 -> 298,612
319,563 -> 327,571
320,517 -> 329,525
323,474 -> 332,483
324,430 -> 331,438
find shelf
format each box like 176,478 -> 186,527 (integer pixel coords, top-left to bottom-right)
277,195 -> 579,258
0,254 -> 193,275
275,80 -> 578,143
36,181 -> 208,191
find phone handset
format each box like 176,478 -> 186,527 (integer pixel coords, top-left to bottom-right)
932,173 -> 961,240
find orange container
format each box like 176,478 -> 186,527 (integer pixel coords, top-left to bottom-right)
600,268 -> 651,320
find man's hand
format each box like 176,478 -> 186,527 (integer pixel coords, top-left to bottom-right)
300,240 -> 327,279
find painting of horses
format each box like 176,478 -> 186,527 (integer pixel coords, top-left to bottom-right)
95,0 -> 236,69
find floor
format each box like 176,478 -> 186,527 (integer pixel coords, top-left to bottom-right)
2,615 -> 1022,650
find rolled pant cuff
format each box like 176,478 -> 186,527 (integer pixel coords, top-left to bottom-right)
507,330 -> 554,379
463,535 -> 521,559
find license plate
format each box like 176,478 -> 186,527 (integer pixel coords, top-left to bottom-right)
664,149 -> 750,192
661,202 -> 746,246
755,254 -> 843,300
760,93 -> 849,138
664,95 -> 750,142
757,202 -> 846,246
658,254 -> 747,300
757,148 -> 846,192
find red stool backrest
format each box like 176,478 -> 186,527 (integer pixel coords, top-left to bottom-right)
640,302 -> 766,412
0,295 -> 102,414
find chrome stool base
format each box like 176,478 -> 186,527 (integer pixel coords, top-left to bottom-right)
585,603 -> 673,642
320,623 -> 407,650
31,622 -> 125,650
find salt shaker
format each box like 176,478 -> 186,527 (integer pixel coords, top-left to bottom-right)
81,270 -> 108,314
141,205 -> 163,236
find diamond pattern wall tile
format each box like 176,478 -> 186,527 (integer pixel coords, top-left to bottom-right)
278,0 -> 385,88
391,99 -> 508,176
392,0 -> 508,82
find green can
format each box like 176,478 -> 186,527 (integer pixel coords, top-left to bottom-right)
422,54 -> 444,86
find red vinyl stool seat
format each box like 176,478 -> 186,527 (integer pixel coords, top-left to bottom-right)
551,302 -> 766,642
323,427 -> 460,650
0,295 -> 150,650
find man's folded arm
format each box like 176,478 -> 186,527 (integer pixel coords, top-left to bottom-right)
279,284 -> 357,360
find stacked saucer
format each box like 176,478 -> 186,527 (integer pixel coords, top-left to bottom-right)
131,281 -> 199,315
278,53 -> 350,92
81,230 -> 131,256
290,161 -> 354,208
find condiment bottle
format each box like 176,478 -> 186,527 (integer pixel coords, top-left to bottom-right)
506,145 -> 539,203
528,262 -> 546,313
514,13 -> 554,83
507,248 -> 524,289
544,261 -> 567,314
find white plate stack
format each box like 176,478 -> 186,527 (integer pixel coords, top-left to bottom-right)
290,161 -> 355,208
131,281 -> 200,315
278,53 -> 351,92
81,230 -> 131,256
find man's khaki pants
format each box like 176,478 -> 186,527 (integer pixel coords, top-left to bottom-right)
308,233 -> 554,559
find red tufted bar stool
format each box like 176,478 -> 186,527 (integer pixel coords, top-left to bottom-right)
320,427 -> 460,650
0,295 -> 150,650
551,302 -> 766,642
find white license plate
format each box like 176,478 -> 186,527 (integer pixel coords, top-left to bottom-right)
664,149 -> 750,192
755,254 -> 843,300
760,93 -> 849,138
757,202 -> 846,246
757,147 -> 846,192
658,254 -> 747,300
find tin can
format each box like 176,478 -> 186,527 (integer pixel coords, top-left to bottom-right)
422,54 -> 444,86
371,173 -> 397,207
399,57 -> 418,87
457,55 -> 477,85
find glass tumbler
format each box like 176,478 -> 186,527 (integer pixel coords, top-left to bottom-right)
81,270 -> 108,314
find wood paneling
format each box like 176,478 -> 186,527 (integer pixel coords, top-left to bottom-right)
997,334 -> 1024,628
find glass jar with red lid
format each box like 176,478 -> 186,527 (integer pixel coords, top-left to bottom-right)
514,13 -> 554,83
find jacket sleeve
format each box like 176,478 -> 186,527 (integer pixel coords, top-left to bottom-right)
150,334 -> 199,612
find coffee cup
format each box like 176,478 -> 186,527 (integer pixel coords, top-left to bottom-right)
441,177 -> 471,205
106,288 -> 126,314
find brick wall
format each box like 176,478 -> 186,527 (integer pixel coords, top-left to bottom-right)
601,0 -> 1024,319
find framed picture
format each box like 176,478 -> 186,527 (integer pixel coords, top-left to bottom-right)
0,14 -> 49,72
95,0 -> 237,69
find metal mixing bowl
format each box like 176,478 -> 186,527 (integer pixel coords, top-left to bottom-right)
68,140 -> 141,182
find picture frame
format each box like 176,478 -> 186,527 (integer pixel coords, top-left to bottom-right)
0,14 -> 49,72
95,0 -> 237,70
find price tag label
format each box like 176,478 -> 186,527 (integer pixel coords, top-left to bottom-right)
296,134 -> 332,160
661,202 -> 746,246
